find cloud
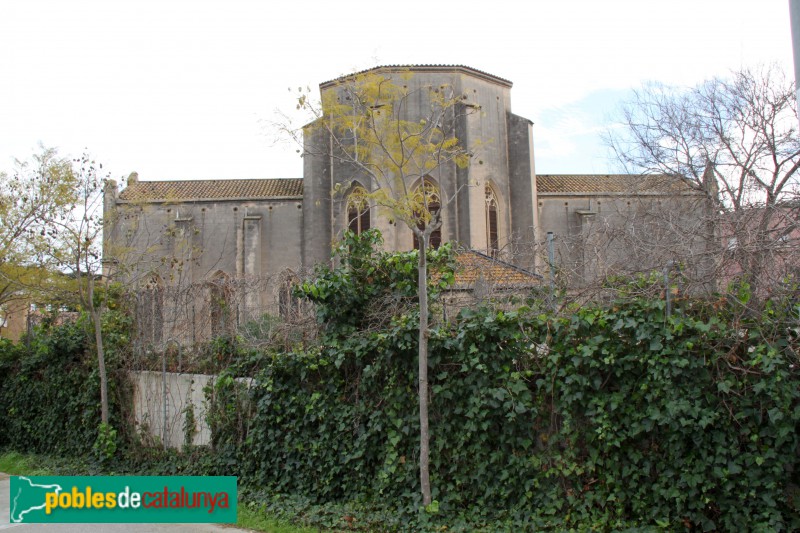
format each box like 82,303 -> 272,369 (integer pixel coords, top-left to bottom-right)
532,89 -> 634,173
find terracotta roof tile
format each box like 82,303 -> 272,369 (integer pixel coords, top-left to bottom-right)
452,250 -> 541,289
118,179 -> 303,202
536,174 -> 696,194
117,174 -> 696,203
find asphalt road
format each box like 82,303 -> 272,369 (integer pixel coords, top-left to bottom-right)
1,473 -> 251,533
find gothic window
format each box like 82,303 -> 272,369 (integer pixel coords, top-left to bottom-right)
278,270 -> 302,321
139,275 -> 163,347
485,185 -> 499,257
412,179 -> 442,250
208,272 -> 233,338
346,186 -> 371,235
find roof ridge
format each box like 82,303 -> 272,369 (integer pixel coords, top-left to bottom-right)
536,174 -> 698,194
129,177 -> 302,184
320,64 -> 513,89
536,173 -> 673,177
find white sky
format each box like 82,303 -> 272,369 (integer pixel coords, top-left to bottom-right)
0,0 -> 794,182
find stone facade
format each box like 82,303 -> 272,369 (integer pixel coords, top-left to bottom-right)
102,65 -> 712,348
536,174 -> 714,288
301,66 -> 538,269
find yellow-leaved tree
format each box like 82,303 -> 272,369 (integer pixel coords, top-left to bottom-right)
0,147 -> 78,312
1,147 -> 114,432
280,69 -> 476,506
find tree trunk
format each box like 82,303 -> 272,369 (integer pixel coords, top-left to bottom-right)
87,276 -> 109,425
417,231 -> 431,506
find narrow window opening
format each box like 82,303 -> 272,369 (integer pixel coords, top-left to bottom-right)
209,273 -> 233,338
346,186 -> 371,235
485,185 -> 499,257
412,179 -> 442,250
140,275 -> 163,347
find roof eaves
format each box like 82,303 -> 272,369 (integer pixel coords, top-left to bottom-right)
117,195 -> 303,204
536,191 -> 701,197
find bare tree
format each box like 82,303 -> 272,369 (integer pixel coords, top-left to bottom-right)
279,69 -> 475,506
605,64 -> 800,302
55,155 -> 112,424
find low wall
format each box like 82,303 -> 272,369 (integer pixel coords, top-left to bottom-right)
130,371 -> 214,449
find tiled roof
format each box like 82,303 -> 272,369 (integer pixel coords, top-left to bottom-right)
452,250 -> 541,289
536,174 -> 697,194
320,65 -> 513,89
116,173 -> 695,203
118,179 -> 303,202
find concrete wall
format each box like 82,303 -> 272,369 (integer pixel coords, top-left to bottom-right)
131,371 -> 214,449
130,370 -> 253,449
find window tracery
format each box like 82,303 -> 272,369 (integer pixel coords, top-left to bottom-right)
485,184 -> 499,257
412,179 -> 442,250
346,185 -> 371,235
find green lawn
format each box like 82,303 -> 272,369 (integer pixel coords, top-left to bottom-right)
0,450 -> 57,476
237,503 -> 319,533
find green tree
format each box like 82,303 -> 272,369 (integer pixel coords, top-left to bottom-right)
282,69 -> 474,505
0,147 -> 78,310
1,148 -> 115,428
297,229 -> 455,333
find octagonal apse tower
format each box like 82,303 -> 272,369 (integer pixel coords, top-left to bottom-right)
301,65 -> 539,270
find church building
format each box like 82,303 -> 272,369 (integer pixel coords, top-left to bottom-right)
103,65 -> 707,347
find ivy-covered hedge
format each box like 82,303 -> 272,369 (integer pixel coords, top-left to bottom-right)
541,300 -> 800,530
2,230 -> 797,530
210,297 -> 799,531
0,314 -> 127,456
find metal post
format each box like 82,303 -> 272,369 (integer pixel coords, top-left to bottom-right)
162,338 -> 181,449
664,263 -> 672,318
663,260 -> 681,317
162,347 -> 167,449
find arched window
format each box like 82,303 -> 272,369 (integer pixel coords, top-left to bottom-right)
140,275 -> 163,346
208,272 -> 233,338
485,185 -> 499,257
412,179 -> 442,250
346,186 -> 371,235
278,270 -> 302,321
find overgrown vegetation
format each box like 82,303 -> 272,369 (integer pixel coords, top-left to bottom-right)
0,308 -> 129,458
208,299 -> 799,530
1,231 -> 799,531
205,232 -> 800,530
